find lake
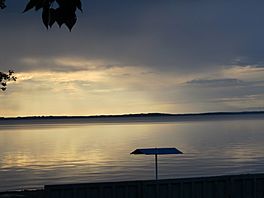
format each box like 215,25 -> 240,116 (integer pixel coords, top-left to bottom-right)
0,116 -> 264,191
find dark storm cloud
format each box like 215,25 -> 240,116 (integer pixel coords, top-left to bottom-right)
1,0 -> 264,74
232,57 -> 264,68
186,78 -> 246,87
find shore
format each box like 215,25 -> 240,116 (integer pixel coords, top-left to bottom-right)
0,189 -> 43,198
1,173 -> 264,198
1,111 -> 264,126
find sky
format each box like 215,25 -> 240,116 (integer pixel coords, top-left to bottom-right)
0,0 -> 264,117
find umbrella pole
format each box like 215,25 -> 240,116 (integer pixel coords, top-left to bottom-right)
155,153 -> 158,180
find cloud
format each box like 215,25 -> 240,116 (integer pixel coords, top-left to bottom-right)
222,66 -> 264,82
18,56 -> 122,72
1,0 -> 264,74
186,78 -> 245,87
2,0 -> 264,116
232,57 -> 264,68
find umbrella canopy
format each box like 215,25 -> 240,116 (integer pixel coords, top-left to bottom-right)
131,147 -> 183,180
131,147 -> 183,155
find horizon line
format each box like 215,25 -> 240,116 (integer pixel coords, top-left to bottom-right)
1,110 -> 264,119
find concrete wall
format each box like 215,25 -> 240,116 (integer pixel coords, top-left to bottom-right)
44,173 -> 264,198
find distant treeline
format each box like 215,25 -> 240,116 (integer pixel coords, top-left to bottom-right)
1,111 -> 264,120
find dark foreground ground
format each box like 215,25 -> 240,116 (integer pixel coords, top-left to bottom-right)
0,190 -> 43,198
1,173 -> 264,198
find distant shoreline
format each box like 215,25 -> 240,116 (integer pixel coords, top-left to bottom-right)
0,111 -> 263,125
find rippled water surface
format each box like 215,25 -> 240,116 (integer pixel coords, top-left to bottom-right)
1,118 -> 264,191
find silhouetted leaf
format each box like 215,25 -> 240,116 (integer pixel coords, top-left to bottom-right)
8,70 -> 14,75
35,0 -> 46,11
0,0 -> 6,9
23,0 -> 38,12
48,8 -> 56,27
65,14 -> 77,31
55,7 -> 64,27
0,70 -> 17,91
75,0 -> 82,12
42,7 -> 49,29
1,73 -> 8,79
55,0 -> 63,7
42,7 -> 56,29
3,0 -> 82,30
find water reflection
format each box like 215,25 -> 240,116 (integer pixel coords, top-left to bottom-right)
0,119 -> 264,191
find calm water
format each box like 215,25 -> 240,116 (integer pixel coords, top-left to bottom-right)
0,118 -> 264,191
